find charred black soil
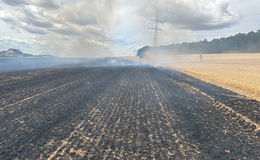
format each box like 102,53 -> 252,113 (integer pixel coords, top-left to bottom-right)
0,63 -> 259,159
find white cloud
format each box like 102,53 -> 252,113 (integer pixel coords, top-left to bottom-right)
138,0 -> 239,31
3,0 -> 60,9
0,0 -> 253,57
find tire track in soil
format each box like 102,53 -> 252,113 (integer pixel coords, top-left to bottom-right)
162,68 -> 260,124
168,78 -> 260,136
162,74 -> 259,159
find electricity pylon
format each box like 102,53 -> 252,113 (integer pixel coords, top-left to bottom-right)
150,11 -> 162,47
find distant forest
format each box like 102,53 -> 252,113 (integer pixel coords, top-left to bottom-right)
137,30 -> 260,58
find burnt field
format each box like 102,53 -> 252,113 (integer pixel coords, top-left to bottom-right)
0,61 -> 259,159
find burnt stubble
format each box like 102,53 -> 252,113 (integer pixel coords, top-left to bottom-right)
0,62 -> 259,159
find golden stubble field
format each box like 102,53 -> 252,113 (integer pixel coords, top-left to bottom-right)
121,53 -> 260,101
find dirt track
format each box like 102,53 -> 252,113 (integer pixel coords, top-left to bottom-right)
0,64 -> 259,159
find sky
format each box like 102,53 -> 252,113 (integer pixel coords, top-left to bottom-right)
0,0 -> 259,57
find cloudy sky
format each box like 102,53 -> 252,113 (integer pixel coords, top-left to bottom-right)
0,0 -> 259,57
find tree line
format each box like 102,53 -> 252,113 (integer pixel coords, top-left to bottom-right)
137,30 -> 260,58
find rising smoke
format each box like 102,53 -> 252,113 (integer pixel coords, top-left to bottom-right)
0,0 -> 239,57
